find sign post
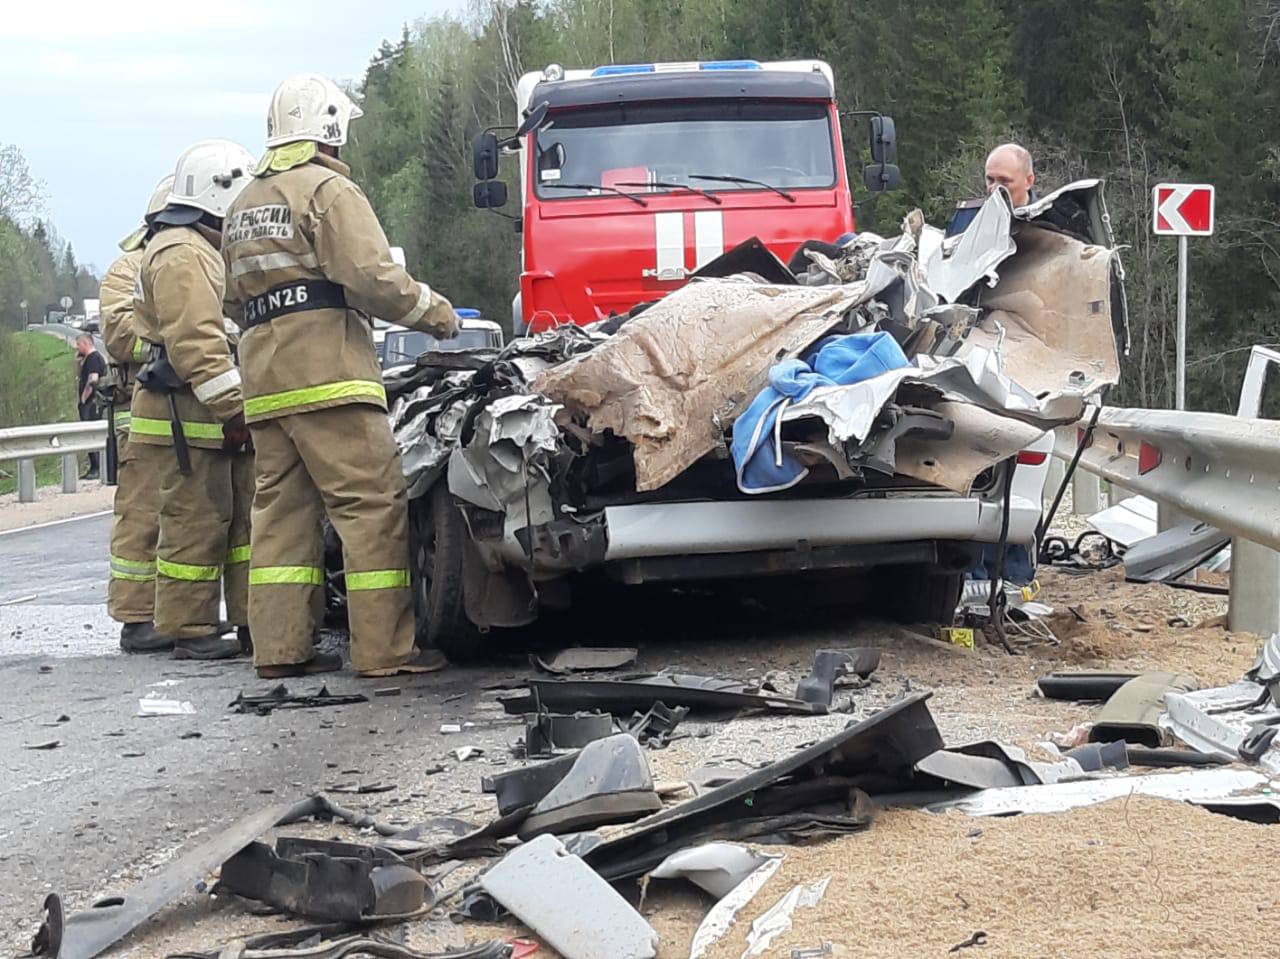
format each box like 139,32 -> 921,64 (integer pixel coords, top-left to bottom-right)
1153,183 -> 1215,410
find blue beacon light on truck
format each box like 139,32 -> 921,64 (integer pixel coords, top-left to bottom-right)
590,60 -> 762,77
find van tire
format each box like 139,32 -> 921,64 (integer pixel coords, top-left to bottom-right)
882,565 -> 965,626
409,484 -> 481,661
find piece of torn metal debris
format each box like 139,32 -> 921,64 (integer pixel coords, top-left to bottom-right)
1090,672 -> 1197,747
1122,520 -> 1229,585
533,647 -> 639,674
1063,741 -> 1130,773
518,734 -> 662,839
795,648 -> 879,707
523,711 -> 615,757
627,701 -> 689,748
230,684 -> 368,715
650,843 -> 782,900
915,741 -> 1087,790
30,795 -> 380,959
922,768 -> 1277,818
479,834 -> 659,959
1247,632 -> 1280,707
1036,671 -> 1138,702
499,675 -> 825,718
22,740 -> 61,751
218,837 -> 429,921
741,875 -> 832,958
487,751 -> 581,817
1086,495 -> 1159,548
949,931 -> 990,953
452,747 -> 484,762
584,695 -> 939,881
688,853 -> 784,959
1161,680 -> 1280,774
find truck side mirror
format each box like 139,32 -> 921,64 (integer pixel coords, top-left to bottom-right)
869,115 -> 897,164
863,163 -> 901,193
474,179 -> 509,209
473,132 -> 500,181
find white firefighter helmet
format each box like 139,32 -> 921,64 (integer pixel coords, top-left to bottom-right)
163,139 -> 256,221
120,175 -> 177,249
266,73 -> 364,148
146,175 -> 176,218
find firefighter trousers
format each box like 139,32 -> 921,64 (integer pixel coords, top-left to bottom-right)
107,428 -> 160,623
227,449 -> 254,627
133,442 -> 250,639
248,404 -> 415,672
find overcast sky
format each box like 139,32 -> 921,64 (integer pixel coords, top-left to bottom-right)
1,0 -> 464,273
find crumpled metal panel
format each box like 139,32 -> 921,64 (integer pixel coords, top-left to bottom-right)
534,281 -> 864,491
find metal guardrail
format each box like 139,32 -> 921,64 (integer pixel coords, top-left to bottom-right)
0,421 -> 108,503
1052,409 -> 1280,552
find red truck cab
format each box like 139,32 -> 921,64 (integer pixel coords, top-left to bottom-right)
473,60 -> 897,333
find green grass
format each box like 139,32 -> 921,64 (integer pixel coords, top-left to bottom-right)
0,329 -> 85,494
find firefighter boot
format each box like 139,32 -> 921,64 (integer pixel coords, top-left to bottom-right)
356,647 -> 447,679
256,650 -> 343,679
120,621 -> 172,653
237,626 -> 253,656
172,633 -> 242,660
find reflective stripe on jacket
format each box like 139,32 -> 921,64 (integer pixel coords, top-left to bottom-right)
222,152 -> 456,424
129,226 -> 243,450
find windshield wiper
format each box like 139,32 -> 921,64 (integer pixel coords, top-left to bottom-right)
541,182 -> 648,207
612,181 -> 723,205
688,173 -> 795,202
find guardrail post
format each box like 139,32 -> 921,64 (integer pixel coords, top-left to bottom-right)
61,454 -> 79,494
18,459 -> 36,503
1044,458 -> 1066,508
1071,471 -> 1102,515
1228,538 -> 1280,637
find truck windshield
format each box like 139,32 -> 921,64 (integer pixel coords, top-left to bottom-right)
532,99 -> 836,200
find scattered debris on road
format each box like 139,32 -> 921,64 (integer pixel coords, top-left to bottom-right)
230,683 -> 369,715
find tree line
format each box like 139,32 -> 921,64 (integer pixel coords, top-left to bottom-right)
0,144 -> 100,332
345,0 -> 1280,413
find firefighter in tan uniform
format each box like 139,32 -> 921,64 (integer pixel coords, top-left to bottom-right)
100,177 -> 172,652
130,139 -> 257,660
223,73 -> 458,679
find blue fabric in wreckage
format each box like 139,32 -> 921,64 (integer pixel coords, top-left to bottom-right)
731,331 -> 911,494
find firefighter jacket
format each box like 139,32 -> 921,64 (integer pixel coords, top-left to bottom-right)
100,250 -> 147,385
129,225 -> 244,450
221,150 -> 456,425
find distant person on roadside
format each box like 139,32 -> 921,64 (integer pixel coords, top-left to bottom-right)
75,334 -> 106,480
984,143 -> 1036,208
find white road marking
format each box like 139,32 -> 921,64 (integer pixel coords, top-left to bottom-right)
0,509 -> 111,538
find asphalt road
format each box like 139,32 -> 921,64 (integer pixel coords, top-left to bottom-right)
0,512 -> 882,955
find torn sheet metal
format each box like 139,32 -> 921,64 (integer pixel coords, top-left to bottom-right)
499,675 -> 826,717
480,834 -> 659,959
1087,495 -> 1159,548
741,876 -> 832,958
968,224 -> 1121,407
922,189 -> 1016,302
924,768 -> 1277,817
518,733 -> 662,839
218,837 -> 428,921
447,393 -> 563,533
30,796 -> 340,959
688,854 -> 784,959
650,843 -> 781,900
1123,521 -> 1229,584
1161,680 -> 1280,774
534,281 -> 865,491
583,695 -> 938,881
523,711 -> 615,756
1249,633 -> 1280,705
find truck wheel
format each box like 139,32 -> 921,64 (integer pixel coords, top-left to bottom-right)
409,484 -> 480,661
881,565 -> 965,626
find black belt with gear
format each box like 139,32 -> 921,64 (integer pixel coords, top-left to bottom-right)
244,279 -> 346,328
